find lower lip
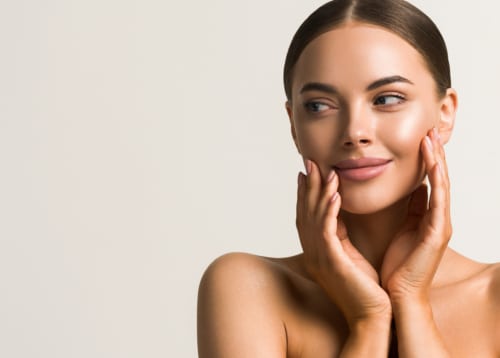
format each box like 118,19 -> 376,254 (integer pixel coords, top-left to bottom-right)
335,162 -> 390,181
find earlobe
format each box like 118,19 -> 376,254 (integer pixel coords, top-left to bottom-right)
285,101 -> 301,154
437,88 -> 458,144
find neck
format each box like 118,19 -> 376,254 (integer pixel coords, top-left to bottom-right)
340,195 -> 411,272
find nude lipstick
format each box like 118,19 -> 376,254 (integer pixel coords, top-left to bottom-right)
334,158 -> 392,181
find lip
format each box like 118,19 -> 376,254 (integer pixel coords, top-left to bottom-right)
333,157 -> 392,181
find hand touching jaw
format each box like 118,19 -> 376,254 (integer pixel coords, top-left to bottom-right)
286,23 -> 457,215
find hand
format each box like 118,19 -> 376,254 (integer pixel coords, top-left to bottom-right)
380,128 -> 452,303
297,160 -> 391,326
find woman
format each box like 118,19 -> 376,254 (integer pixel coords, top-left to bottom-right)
197,0 -> 500,356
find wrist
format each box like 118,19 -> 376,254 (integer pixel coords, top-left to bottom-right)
341,315 -> 392,358
390,293 -> 430,315
349,310 -> 392,333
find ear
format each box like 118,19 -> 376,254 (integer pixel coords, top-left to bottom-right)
437,88 -> 458,144
286,101 -> 302,154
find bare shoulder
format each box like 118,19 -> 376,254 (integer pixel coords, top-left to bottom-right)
198,252 -> 296,301
485,262 -> 500,356
487,261 -> 500,298
200,252 -> 286,286
197,252 -> 292,358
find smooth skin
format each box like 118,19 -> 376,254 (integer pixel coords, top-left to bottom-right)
198,22 -> 500,357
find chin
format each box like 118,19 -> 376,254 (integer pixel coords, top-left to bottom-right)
340,197 -> 392,215
338,185 -> 415,215
338,166 -> 426,215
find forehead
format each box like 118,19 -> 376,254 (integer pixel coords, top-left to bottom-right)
292,22 -> 434,94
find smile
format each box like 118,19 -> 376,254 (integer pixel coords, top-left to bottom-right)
333,158 -> 392,181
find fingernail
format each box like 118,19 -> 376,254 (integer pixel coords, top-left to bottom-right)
306,160 -> 312,174
331,192 -> 339,202
327,170 -> 336,183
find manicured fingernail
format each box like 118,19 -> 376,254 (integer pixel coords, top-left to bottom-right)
327,170 -> 336,183
306,160 -> 312,174
331,192 -> 339,202
425,135 -> 433,149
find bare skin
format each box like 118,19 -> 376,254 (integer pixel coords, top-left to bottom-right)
198,251 -> 499,357
197,23 -> 500,357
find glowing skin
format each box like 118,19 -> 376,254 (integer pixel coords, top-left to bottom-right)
286,22 -> 455,214
198,18 -> 500,358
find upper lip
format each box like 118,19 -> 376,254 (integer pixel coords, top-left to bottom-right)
334,157 -> 392,169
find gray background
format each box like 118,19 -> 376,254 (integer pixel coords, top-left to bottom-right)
0,0 -> 499,357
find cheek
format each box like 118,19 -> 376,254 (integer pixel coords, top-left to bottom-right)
295,120 -> 339,178
379,104 -> 435,158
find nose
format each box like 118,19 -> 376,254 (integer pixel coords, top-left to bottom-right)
340,105 -> 374,148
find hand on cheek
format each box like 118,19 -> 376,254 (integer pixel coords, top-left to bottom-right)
296,160 -> 391,326
380,127 -> 452,302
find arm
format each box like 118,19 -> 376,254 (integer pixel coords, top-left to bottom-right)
381,128 -> 451,357
340,317 -> 392,358
197,253 -> 287,358
297,161 -> 392,357
391,298 -> 449,357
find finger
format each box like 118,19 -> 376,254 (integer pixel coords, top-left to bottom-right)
423,137 -> 451,246
422,132 -> 437,175
431,128 -> 450,187
296,172 -> 306,220
318,170 -> 339,216
305,159 -> 321,215
428,162 -> 448,230
323,191 -> 342,242
426,129 -> 450,212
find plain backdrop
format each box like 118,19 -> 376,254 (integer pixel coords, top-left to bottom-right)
0,0 -> 499,357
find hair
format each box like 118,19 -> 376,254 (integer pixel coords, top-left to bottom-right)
283,0 -> 451,101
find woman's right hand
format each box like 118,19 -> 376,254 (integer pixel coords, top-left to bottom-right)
296,160 -> 391,327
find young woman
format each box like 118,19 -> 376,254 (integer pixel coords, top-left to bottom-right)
197,0 -> 500,356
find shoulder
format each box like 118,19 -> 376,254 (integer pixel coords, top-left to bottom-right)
485,262 -> 500,355
199,252 -> 290,299
197,252 -> 290,357
200,252 -> 280,284
487,261 -> 500,291
486,262 -> 500,310
487,262 -> 500,309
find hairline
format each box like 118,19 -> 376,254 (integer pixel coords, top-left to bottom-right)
285,18 -> 446,102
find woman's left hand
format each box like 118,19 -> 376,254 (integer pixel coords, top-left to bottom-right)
380,127 -> 452,303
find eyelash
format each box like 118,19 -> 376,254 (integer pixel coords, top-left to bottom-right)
303,93 -> 406,115
373,94 -> 406,106
303,101 -> 335,114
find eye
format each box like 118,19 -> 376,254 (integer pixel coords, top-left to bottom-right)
303,101 -> 332,113
373,94 -> 405,106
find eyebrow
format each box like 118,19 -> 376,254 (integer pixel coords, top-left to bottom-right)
366,75 -> 414,91
299,75 -> 414,95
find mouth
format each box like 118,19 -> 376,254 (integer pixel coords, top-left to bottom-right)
333,157 -> 392,181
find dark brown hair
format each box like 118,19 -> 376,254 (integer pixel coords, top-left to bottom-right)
283,0 -> 451,101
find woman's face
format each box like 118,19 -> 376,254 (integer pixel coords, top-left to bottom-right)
287,22 -> 456,214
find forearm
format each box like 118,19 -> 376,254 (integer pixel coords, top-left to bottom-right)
340,316 -> 391,358
392,297 -> 450,358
